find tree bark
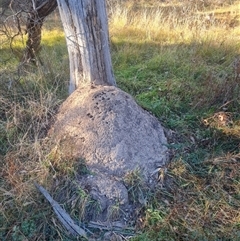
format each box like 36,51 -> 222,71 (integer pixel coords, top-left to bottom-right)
57,0 -> 116,93
21,0 -> 58,64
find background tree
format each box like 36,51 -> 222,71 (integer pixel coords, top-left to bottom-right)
0,0 -> 57,64
22,0 -> 58,64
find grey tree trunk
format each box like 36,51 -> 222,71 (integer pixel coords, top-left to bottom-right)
57,0 -> 116,94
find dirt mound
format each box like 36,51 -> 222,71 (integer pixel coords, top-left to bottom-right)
49,85 -> 168,221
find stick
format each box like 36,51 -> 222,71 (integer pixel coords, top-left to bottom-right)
34,182 -> 87,239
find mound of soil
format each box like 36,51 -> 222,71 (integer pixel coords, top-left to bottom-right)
49,85 -> 168,221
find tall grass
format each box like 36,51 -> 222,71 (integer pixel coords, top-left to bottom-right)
109,3 -> 240,240
1,0 -> 240,240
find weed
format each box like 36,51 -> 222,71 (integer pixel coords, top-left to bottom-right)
124,168 -> 145,202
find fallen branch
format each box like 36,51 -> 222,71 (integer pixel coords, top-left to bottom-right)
34,182 -> 87,239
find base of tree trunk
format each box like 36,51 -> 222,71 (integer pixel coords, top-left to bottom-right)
49,85 -> 168,222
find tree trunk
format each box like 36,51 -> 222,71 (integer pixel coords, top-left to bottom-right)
57,0 -> 116,93
21,0 -> 58,64
21,14 -> 43,64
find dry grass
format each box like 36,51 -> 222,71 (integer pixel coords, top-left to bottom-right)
136,154 -> 240,240
109,0 -> 240,43
1,0 -> 240,240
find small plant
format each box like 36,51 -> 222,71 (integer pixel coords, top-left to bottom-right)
107,201 -> 122,221
124,168 -> 148,204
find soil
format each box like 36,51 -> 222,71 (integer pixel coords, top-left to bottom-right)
49,84 -> 169,223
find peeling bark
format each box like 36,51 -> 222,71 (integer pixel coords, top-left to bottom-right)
57,0 -> 116,93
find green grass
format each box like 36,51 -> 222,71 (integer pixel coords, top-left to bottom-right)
1,0 -> 240,240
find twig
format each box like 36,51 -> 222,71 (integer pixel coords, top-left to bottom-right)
218,99 -> 234,110
34,182 -> 87,239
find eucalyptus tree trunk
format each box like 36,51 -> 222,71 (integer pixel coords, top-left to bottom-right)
57,0 -> 116,93
21,0 -> 58,64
